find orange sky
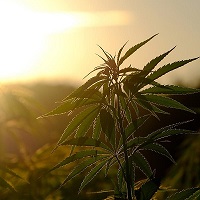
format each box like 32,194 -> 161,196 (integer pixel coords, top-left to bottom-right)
0,0 -> 200,86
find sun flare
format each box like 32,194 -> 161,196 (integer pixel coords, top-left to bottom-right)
0,1 -> 132,82
0,1 -> 82,82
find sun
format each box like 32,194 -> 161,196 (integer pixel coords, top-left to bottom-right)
0,1 -> 81,82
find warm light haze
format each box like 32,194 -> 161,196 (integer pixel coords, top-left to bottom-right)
0,0 -> 199,86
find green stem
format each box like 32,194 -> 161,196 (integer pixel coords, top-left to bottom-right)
116,93 -> 133,200
115,154 -> 126,181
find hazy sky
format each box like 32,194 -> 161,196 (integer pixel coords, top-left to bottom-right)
0,0 -> 199,86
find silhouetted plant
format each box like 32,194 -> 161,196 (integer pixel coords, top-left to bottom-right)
42,34 -> 200,199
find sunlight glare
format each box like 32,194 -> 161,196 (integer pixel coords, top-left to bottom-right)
0,0 -> 132,82
0,1 -> 82,82
80,11 -> 131,27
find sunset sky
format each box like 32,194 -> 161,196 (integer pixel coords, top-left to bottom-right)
0,0 -> 199,86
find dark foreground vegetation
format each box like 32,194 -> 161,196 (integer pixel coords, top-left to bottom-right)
0,83 -> 113,199
0,81 -> 200,199
1,35 -> 200,200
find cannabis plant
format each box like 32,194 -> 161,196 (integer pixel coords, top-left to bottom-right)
42,34 -> 200,200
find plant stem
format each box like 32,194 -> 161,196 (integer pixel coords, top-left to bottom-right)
116,92 -> 133,200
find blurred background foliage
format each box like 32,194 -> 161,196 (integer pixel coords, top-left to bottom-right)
0,82 -> 199,199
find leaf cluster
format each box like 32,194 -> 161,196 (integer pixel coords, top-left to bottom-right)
42,35 -> 200,200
